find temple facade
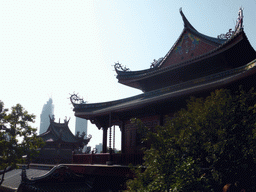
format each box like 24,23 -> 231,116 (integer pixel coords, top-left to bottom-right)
71,8 -> 256,163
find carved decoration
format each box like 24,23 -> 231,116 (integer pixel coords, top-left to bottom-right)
90,119 -> 102,130
150,57 -> 163,68
218,7 -> 243,39
70,93 -> 85,105
217,29 -> 234,39
114,62 -> 130,72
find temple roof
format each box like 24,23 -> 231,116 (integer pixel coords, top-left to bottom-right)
38,117 -> 91,145
71,8 -> 256,129
115,9 -> 255,92
72,59 -> 256,128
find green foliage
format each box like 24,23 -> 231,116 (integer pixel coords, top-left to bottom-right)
0,101 -> 44,184
127,88 -> 256,191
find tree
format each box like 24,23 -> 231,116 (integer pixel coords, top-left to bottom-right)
127,88 -> 256,191
0,101 -> 44,185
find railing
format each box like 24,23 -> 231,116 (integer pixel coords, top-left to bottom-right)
72,153 -> 144,166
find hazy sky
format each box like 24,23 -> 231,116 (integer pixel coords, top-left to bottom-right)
1,0 -> 256,150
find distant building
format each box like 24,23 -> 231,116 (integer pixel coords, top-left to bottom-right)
75,117 -> 88,152
95,143 -> 103,153
39,98 -> 54,134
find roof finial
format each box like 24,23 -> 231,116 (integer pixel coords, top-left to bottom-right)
49,115 -> 55,122
70,93 -> 85,105
114,62 -> 130,72
64,117 -> 71,124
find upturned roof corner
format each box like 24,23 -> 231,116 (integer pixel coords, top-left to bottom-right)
179,8 -> 197,31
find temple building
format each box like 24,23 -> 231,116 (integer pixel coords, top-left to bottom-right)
71,8 -> 256,163
35,116 -> 91,164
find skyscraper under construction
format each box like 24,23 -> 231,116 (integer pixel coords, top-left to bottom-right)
39,98 -> 54,134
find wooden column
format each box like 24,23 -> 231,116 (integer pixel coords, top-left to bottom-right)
121,121 -> 125,154
109,113 -> 112,149
107,113 -> 114,165
113,125 -> 115,150
102,127 -> 107,153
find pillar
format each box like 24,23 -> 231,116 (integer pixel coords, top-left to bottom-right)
102,127 -> 107,153
121,121 -> 125,154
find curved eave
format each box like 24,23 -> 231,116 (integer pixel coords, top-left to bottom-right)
74,59 -> 256,119
60,128 -> 86,143
38,130 -> 51,137
22,165 -> 86,183
179,8 -> 196,31
39,126 -> 59,141
73,92 -> 145,113
115,67 -> 155,84
115,68 -> 154,90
